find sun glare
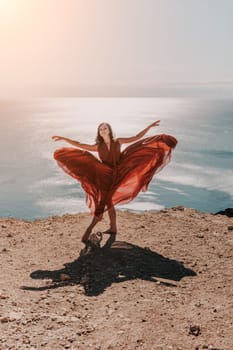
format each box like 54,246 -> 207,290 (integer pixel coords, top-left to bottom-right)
0,0 -> 19,15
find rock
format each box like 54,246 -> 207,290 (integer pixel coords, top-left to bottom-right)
1,317 -> 11,323
1,312 -> 23,323
60,273 -> 71,281
215,208 -> 233,217
0,290 -> 9,299
172,205 -> 185,211
189,324 -> 201,336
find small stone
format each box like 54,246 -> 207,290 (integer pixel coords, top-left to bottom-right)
60,273 -> 71,281
228,225 -> 233,230
195,302 -> 202,307
0,291 -> 8,299
172,205 -> 185,211
189,324 -> 201,336
1,317 -> 11,323
22,337 -> 30,344
40,342 -> 48,347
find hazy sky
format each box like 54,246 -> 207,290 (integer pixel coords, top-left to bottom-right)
0,0 -> 233,96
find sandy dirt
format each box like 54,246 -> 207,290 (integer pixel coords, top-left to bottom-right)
0,207 -> 233,350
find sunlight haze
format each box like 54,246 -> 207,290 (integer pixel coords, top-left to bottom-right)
0,0 -> 233,97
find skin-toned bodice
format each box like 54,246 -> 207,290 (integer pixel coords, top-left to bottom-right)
98,140 -> 121,168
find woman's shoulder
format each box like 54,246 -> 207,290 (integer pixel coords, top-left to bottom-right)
116,137 -> 126,146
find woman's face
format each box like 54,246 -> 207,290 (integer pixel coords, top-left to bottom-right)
99,123 -> 110,137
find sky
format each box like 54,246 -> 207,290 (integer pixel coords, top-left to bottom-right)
0,0 -> 233,97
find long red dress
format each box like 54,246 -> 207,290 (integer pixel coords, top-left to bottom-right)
54,134 -> 177,218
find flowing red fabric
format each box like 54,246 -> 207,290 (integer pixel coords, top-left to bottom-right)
54,134 -> 177,218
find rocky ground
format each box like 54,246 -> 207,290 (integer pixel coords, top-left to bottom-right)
0,207 -> 233,350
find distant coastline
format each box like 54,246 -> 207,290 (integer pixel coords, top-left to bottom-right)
1,81 -> 233,99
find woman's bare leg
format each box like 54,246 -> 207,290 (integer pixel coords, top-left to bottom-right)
102,206 -> 117,248
82,215 -> 100,243
106,206 -> 117,233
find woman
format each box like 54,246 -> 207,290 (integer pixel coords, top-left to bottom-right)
52,120 -> 177,244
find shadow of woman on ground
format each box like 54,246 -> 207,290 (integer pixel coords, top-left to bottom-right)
22,238 -> 196,296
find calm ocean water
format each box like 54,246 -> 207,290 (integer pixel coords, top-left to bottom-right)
0,97 -> 232,220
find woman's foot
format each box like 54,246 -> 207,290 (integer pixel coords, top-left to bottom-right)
82,215 -> 100,243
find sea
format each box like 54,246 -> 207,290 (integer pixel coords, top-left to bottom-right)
0,97 -> 232,220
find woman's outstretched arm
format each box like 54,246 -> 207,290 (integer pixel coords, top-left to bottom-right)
117,120 -> 160,145
52,136 -> 98,151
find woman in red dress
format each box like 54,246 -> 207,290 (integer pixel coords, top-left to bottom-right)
52,120 -> 177,244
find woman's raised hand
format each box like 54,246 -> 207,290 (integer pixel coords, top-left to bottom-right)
52,136 -> 64,142
150,120 -> 160,128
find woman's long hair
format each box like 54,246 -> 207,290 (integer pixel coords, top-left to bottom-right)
95,123 -> 114,144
